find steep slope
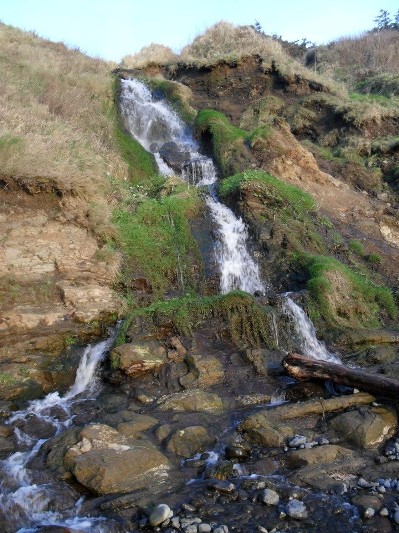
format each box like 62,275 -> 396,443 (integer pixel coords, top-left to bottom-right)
118,22 -> 399,344
0,24 -> 130,399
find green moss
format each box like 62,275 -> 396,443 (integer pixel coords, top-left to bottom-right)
219,170 -> 316,216
295,253 -> 397,328
144,78 -> 196,124
194,109 -> 250,176
0,372 -> 17,386
135,291 -> 274,348
114,127 -> 157,182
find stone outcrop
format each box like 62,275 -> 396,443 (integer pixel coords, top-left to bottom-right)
64,423 -> 170,494
329,406 -> 398,448
0,182 -> 123,400
110,340 -> 167,375
157,389 -> 224,414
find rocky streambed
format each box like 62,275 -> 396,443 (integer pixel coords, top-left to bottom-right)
2,326 -> 399,533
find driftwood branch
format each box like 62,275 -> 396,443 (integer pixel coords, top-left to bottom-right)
284,352 -> 399,397
269,391 -> 375,420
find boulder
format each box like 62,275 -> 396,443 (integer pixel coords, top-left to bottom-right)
159,142 -> 191,172
64,424 -> 170,494
117,414 -> 159,438
179,353 -> 224,388
110,341 -> 166,376
285,445 -> 354,468
166,426 -> 215,458
330,406 -> 397,448
158,390 -> 224,414
239,413 -> 293,447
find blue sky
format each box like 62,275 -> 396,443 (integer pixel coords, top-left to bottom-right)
0,0 -> 397,61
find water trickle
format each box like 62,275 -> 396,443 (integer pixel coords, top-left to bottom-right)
0,332 -> 116,532
283,296 -> 341,363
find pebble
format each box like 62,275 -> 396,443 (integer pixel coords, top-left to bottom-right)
380,508 -> 389,517
185,526 -> 198,533
285,499 -> 308,519
394,510 -> 399,525
149,504 -> 173,527
198,525 -> 212,533
182,503 -> 197,512
207,480 -> 236,494
288,435 -> 307,448
214,527 -> 229,533
171,517 -> 180,529
358,478 -> 374,489
364,508 -> 375,518
261,488 -> 280,506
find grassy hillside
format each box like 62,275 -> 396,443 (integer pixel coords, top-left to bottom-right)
0,23 -> 129,210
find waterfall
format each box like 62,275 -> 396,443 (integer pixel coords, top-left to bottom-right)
283,296 -> 341,363
119,79 -> 340,361
120,78 -> 265,294
0,332 -> 116,532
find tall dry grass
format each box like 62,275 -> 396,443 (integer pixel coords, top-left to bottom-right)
314,30 -> 399,90
122,44 -> 177,68
0,23 -> 128,199
120,22 -> 341,94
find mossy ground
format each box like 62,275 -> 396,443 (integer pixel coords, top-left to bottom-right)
295,253 -> 397,330
120,291 -> 276,349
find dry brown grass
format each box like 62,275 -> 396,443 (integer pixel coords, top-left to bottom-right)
315,30 -> 399,89
0,23 -> 128,200
122,43 -> 178,68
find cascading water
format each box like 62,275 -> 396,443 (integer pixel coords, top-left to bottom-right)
0,333 -> 116,532
282,296 -> 341,363
120,78 -> 265,295
120,79 -> 338,364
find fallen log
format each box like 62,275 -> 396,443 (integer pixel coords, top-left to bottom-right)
269,391 -> 375,420
284,353 -> 399,397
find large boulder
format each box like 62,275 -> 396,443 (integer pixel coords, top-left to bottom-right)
166,425 -> 215,458
157,389 -> 224,414
330,406 -> 397,448
239,412 -> 293,447
285,445 -> 354,468
64,424 -> 170,494
179,353 -> 224,388
110,341 -> 166,376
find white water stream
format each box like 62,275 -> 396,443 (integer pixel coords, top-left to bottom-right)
0,334 -> 116,532
120,78 -> 338,362
120,79 -> 265,295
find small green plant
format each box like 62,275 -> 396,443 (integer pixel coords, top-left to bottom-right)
349,239 -> 365,256
0,372 -> 17,386
64,335 -> 76,347
367,253 -> 382,264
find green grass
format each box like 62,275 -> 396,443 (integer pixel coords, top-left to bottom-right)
349,239 -> 365,256
194,109 -> 249,176
112,182 -> 203,297
133,291 -> 275,348
219,170 -> 316,216
295,253 -> 397,328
